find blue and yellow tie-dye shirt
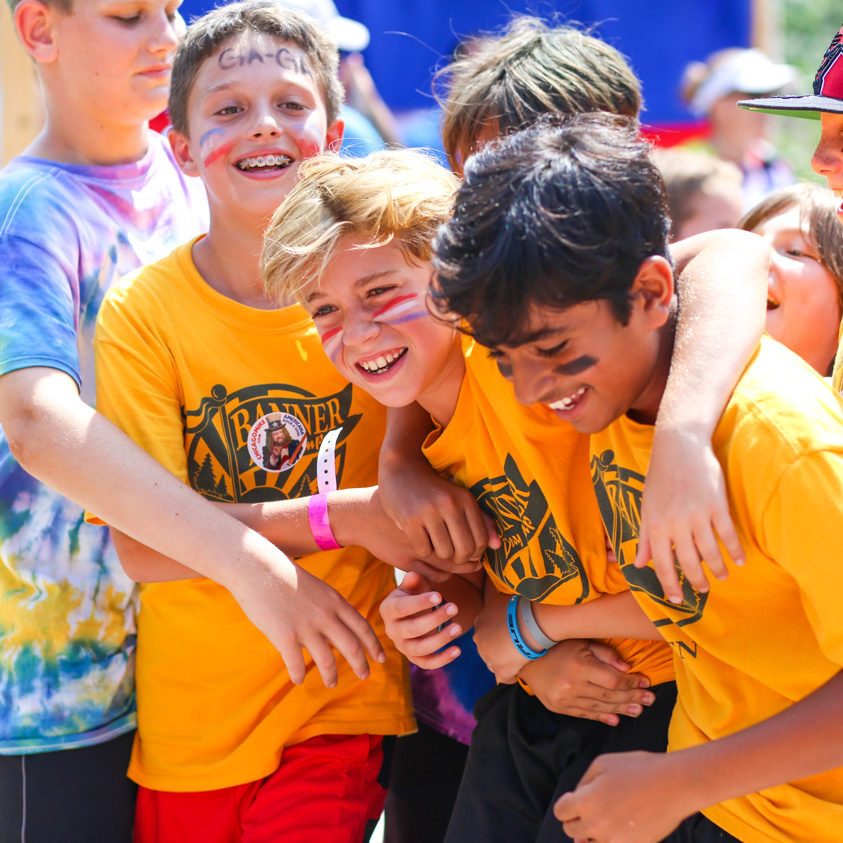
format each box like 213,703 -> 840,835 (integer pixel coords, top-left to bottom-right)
0,132 -> 207,754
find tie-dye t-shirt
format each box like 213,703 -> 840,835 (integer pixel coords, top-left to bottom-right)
0,133 -> 208,754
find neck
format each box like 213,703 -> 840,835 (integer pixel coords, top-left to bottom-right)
416,335 -> 466,428
193,220 -> 276,310
626,305 -> 677,426
29,93 -> 151,166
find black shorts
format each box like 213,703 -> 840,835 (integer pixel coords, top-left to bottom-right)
0,730 -> 136,843
445,681 -> 678,842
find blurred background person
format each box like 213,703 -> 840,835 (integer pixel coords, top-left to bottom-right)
654,147 -> 744,240
681,47 -> 797,209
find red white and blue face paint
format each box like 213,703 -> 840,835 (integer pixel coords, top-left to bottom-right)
306,240 -> 461,411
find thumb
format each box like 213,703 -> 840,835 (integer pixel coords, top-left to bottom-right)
398,570 -> 430,596
484,513 -> 501,549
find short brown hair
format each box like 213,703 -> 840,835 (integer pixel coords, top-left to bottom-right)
7,0 -> 71,16
168,0 -> 343,137
261,149 -> 458,304
740,183 -> 843,313
437,16 -> 642,172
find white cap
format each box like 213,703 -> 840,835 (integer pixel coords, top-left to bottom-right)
276,0 -> 370,52
688,48 -> 795,116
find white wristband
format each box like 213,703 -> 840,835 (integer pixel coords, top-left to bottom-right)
518,597 -> 557,651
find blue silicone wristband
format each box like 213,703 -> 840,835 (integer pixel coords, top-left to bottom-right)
506,595 -> 548,660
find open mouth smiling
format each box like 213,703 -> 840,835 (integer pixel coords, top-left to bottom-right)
546,386 -> 586,412
357,348 -> 407,375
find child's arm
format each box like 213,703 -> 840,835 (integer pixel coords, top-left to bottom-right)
378,570 -> 485,669
644,229 -> 770,603
0,367 -> 383,687
554,670 -> 843,842
379,403 -> 499,564
111,485 -> 467,584
474,586 -> 659,685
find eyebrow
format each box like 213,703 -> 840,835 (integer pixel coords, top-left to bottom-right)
501,324 -> 570,348
305,269 -> 399,303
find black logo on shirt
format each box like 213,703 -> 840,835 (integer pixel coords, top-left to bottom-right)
591,448 -> 706,626
470,454 -> 589,602
183,382 -> 360,502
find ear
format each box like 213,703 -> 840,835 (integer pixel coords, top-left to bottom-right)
14,0 -> 59,64
630,256 -> 674,330
168,128 -> 199,177
324,119 -> 344,153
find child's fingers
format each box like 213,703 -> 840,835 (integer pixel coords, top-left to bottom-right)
278,639 -> 308,686
639,531 -> 683,604
401,621 -> 463,660
306,633 -> 342,687
711,507 -> 745,570
424,518 -> 457,561
336,602 -> 385,667
671,531 -> 710,595
411,644 -> 462,670
380,589 -> 442,624
395,602 -> 458,641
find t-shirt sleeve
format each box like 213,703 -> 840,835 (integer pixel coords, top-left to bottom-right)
0,231 -> 81,384
94,278 -> 190,493
761,449 -> 843,667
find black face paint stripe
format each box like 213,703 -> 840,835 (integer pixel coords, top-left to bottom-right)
554,355 -> 597,376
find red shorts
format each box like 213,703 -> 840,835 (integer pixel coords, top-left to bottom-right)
134,734 -> 388,843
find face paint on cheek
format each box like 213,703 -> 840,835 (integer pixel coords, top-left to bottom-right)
319,325 -> 344,362
296,122 -> 326,160
372,294 -> 427,325
553,355 -> 598,376
203,139 -> 236,169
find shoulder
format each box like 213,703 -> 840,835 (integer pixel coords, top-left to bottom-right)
0,157 -> 78,240
718,338 -> 843,471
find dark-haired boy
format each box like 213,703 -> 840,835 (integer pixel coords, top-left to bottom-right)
92,3 -> 429,840
434,113 -> 843,842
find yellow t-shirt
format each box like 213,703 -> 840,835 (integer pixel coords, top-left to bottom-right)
591,337 -> 843,842
94,239 -> 413,792
832,320 -> 843,392
422,336 -> 673,686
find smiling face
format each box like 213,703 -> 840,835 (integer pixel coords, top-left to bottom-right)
170,30 -> 342,224
752,205 -> 841,374
483,258 -> 674,434
811,112 -> 843,223
304,238 -> 464,423
48,0 -> 183,127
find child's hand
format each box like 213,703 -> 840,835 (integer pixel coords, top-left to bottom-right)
331,487 -> 476,583
378,571 -> 464,669
380,450 -> 500,567
519,639 -> 654,726
229,550 -> 384,688
472,587 -> 528,684
636,427 -> 744,604
554,750 -> 696,842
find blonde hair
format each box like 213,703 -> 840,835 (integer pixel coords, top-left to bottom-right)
261,149 -> 459,304
437,16 -> 642,172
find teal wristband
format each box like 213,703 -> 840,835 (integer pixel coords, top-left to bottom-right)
506,595 -> 547,660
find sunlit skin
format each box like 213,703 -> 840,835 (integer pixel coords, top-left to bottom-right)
21,0 -> 184,164
486,258 -> 675,435
811,111 -> 843,222
305,238 -> 465,426
750,206 -> 841,374
169,31 -> 342,230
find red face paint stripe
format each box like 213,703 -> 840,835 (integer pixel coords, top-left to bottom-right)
372,294 -> 418,320
320,326 -> 342,343
203,141 -> 235,168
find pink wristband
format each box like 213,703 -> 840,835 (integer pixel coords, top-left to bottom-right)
308,493 -> 341,551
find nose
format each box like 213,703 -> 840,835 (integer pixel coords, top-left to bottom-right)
811,131 -> 843,179
148,10 -> 181,55
508,356 -> 556,407
248,105 -> 281,139
343,310 -> 380,347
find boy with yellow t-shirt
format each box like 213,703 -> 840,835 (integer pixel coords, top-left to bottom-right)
434,112 -> 843,843
261,148 -> 771,840
90,4 -> 445,839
